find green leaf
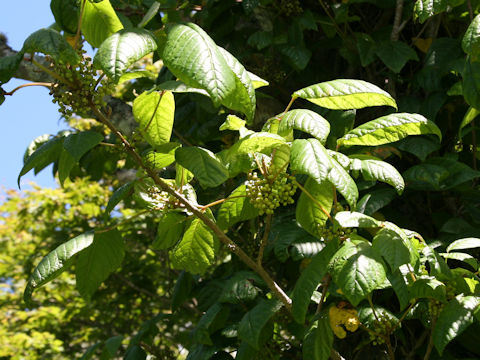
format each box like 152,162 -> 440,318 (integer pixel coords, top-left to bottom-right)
156,80 -> 209,96
133,90 -> 175,147
171,271 -> 193,311
278,109 -> 330,144
105,182 -> 134,215
387,269 -> 410,310
290,139 -> 332,184
138,0 -> 161,28
238,299 -> 283,349
296,178 -> 333,238
22,28 -> 79,64
175,147 -> 229,188
356,33 -> 377,67
335,211 -> 382,228
152,212 -> 186,250
414,0 -> 448,23
375,40 -> 419,73
291,239 -> 339,324
58,148 -> 76,186
293,79 -> 397,110
357,188 -> 396,215
433,295 -> 480,354
440,252 -> 479,270
303,312 -> 334,360
94,28 -> 158,82
247,71 -> 269,89
423,246 -> 453,280
349,155 -> 405,194
220,115 -> 246,131
410,276 -> 447,301
0,52 -> 24,85
279,45 -> 312,71
118,70 -> 156,84
101,335 -> 123,358
76,229 -> 125,300
50,0 -> 79,34
64,131 -> 104,161
463,14 -> 480,59
395,136 -> 440,161
247,31 -> 273,50
447,238 -> 480,252
143,142 -> 180,170
18,136 -> 63,187
24,232 -> 95,305
372,226 -> 419,270
327,159 -> 359,209
217,184 -> 258,231
329,241 -> 387,306
162,23 -> 236,107
219,271 -> 260,304
218,47 -> 256,122
462,60 -> 480,109
170,218 -> 218,275
82,0 -> 124,48
236,342 -> 257,360
338,113 -> 442,146
459,107 -> 480,139
192,303 -> 230,345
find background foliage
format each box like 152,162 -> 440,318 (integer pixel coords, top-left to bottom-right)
1,0 -> 480,359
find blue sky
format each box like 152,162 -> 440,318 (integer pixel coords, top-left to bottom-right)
0,1 -> 66,192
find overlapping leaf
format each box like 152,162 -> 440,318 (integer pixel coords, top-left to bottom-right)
82,0 -> 124,48
335,211 -> 382,228
152,212 -> 186,250
338,113 -> 442,146
372,225 -> 419,270
94,28 -> 158,82
303,312 -> 333,360
278,109 -> 330,144
414,0 -> 448,24
22,28 -> 79,64
293,79 -> 397,110
463,14 -> 480,59
217,184 -> 258,231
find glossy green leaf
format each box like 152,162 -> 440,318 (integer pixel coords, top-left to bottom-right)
329,241 -> 387,306
18,136 -> 63,187
219,115 -> 246,131
217,184 -> 258,231
296,178 -> 333,238
327,159 -> 358,209
293,79 -> 397,110
50,0 -> 79,34
82,0 -> 124,48
459,107 -> 480,139
395,136 -> 440,161
335,211 -> 382,228
133,90 -> 175,147
175,164 -> 194,187
156,80 -> 209,96
447,238 -> 480,252
410,276 -> 446,301
375,40 -> 419,73
162,23 -> 236,107
433,295 -> 480,354
175,147 -> 229,188
152,212 -> 186,250
372,226 -> 419,270
238,299 -> 283,349
58,148 -> 76,186
463,14 -> 480,59
303,312 -> 333,360
64,131 -> 103,161
278,109 -> 330,144
24,232 -> 95,305
170,218 -> 218,275
290,139 -> 332,183
388,268 -> 410,310
218,47 -> 256,122
462,60 -> 480,109
338,113 -> 442,146
349,155 -> 405,194
138,0 -> 161,28
291,239 -> 339,324
192,303 -> 229,345
414,0 -> 448,23
357,188 -> 396,215
219,271 -> 260,304
143,142 -> 180,170
102,335 -> 123,358
247,71 -> 269,89
118,70 -> 156,84
0,52 -> 24,85
423,246 -> 453,281
441,252 -> 478,270
76,230 -> 124,300
279,45 -> 311,71
94,29 -> 158,82
105,182 -> 134,215
22,28 -> 79,64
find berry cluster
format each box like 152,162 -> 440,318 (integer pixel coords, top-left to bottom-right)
368,312 -> 395,346
246,171 -> 297,215
275,0 -> 303,16
148,186 -> 183,212
428,299 -> 445,318
49,50 -> 113,118
317,226 -> 354,241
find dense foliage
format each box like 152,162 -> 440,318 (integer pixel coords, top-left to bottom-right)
1,0 -> 480,359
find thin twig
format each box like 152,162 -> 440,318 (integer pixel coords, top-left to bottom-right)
423,317 -> 436,360
316,274 -> 331,314
31,59 -> 72,85
74,0 -> 87,49
199,195 -> 248,210
467,0 -> 474,21
392,301 -> 416,332
391,0 -> 404,41
4,82 -> 51,96
257,214 -> 272,266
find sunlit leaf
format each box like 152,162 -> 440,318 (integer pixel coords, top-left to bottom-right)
82,0 -> 124,48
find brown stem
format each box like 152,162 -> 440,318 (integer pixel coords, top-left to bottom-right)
31,59 -> 72,85
468,0 -> 474,21
199,195 -> 247,210
88,99 -> 293,311
391,0 -> 404,41
74,0 -> 87,49
257,214 -> 272,266
4,82 -> 51,95
315,274 -> 331,314
423,317 -> 437,360
368,295 -> 380,322
392,301 -> 416,332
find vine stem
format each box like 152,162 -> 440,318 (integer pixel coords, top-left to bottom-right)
257,214 -> 272,266
293,179 -> 332,221
4,82 -> 51,96
87,99 -> 293,312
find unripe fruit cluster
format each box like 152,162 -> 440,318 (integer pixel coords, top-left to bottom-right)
428,299 -> 445,318
148,186 -> 183,212
49,50 -> 113,118
246,171 -> 297,215
369,312 -> 394,346
317,226 -> 354,241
